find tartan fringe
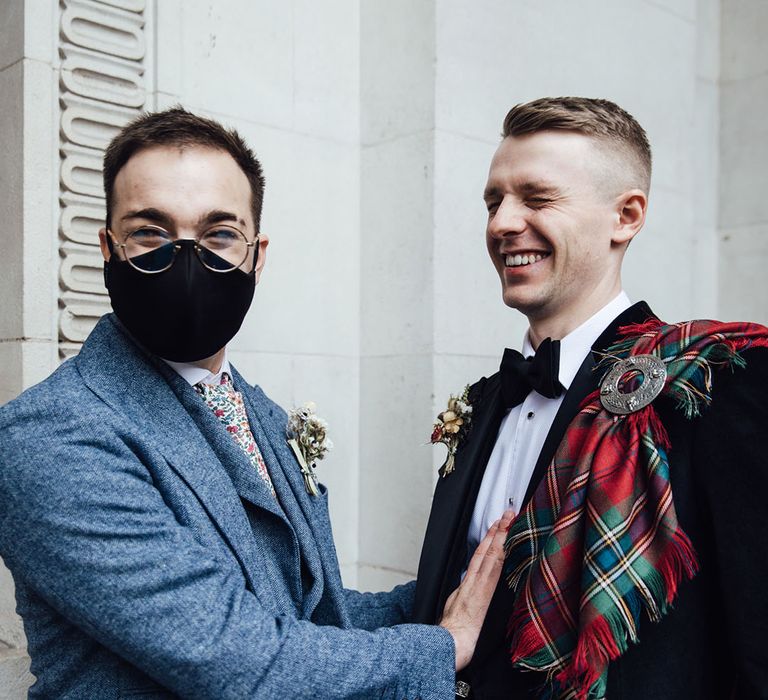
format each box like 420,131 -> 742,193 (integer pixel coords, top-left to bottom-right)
508,600 -> 562,672
617,318 -> 665,341
658,528 -> 699,604
557,615 -> 622,700
668,341 -> 744,418
509,530 -> 700,700
509,622 -> 553,670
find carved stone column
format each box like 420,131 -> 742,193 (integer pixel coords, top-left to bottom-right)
58,0 -> 149,358
0,3 -> 151,696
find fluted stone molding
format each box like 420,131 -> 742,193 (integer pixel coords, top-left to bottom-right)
58,0 -> 148,359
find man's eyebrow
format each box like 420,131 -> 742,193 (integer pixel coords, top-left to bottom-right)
483,181 -> 561,201
517,181 -> 561,196
198,209 -> 246,226
199,210 -> 248,228
119,208 -> 248,228
121,208 -> 169,224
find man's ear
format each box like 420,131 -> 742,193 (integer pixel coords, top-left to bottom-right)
98,228 -> 112,262
253,233 -> 269,283
612,189 -> 647,246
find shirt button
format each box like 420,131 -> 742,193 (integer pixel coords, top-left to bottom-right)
527,411 -> 535,419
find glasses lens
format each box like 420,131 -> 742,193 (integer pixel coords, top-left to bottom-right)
198,227 -> 249,271
125,228 -> 176,272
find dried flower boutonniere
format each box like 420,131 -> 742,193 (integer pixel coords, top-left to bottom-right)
430,385 -> 472,477
287,402 -> 333,496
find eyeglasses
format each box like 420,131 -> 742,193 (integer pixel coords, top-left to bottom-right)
107,225 -> 258,274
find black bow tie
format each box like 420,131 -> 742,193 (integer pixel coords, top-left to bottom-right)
500,337 -> 565,408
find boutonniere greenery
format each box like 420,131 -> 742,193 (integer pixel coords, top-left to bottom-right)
430,385 -> 472,477
287,402 -> 333,496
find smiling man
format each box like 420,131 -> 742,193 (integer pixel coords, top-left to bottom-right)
0,107 -> 510,699
413,97 -> 768,699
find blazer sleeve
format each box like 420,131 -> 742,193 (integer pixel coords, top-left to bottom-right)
342,581 -> 416,630
694,346 -> 768,698
0,401 -> 455,700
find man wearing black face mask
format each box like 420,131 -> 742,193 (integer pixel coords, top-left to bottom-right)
0,108 -> 510,699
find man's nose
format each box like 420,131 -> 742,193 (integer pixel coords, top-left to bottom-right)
487,197 -> 527,238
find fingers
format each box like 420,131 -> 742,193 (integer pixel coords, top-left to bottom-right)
464,521 -> 498,578
476,509 -> 515,578
465,509 -> 516,580
441,509 -> 518,672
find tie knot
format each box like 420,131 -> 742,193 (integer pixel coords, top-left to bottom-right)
500,337 -> 564,408
195,372 -> 234,400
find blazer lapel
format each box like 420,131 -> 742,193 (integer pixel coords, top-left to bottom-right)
75,316 -> 275,605
413,375 -> 507,623
163,368 -> 287,522
233,370 -> 329,619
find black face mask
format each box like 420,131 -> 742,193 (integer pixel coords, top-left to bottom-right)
104,240 -> 256,362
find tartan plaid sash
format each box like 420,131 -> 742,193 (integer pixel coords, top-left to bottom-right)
503,319 -> 768,699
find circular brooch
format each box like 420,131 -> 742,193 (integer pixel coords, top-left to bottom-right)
599,354 -> 667,414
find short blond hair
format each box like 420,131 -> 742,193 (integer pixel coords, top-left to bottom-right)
502,96 -> 652,194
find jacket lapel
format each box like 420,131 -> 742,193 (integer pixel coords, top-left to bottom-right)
75,316 -> 279,607
233,370 -> 331,619
163,368 -> 287,521
413,375 -> 507,623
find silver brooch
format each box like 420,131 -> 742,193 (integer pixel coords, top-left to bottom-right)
599,354 -> 667,414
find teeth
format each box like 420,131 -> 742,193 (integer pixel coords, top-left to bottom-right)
505,253 -> 546,267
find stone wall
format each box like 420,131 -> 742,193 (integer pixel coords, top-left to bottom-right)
1,0 -> 61,694
719,0 -> 768,323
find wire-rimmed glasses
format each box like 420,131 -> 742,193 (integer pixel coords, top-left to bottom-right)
107,224 -> 258,274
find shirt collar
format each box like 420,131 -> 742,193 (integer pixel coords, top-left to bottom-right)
521,291 -> 632,391
162,349 -> 232,387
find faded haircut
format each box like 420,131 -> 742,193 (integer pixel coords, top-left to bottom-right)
502,96 -> 652,195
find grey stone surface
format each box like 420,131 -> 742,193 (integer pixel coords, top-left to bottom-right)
0,650 -> 34,700
719,0 -> 767,322
0,0 -> 23,72
0,61 -> 24,343
721,0 -> 768,81
0,564 -> 24,651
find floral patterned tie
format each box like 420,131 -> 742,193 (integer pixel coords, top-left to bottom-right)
195,373 -> 276,498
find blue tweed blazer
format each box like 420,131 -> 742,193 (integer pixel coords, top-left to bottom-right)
0,315 -> 454,699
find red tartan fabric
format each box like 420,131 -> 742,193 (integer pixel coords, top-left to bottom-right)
503,319 -> 768,700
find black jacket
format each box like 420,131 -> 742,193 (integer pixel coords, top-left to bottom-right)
413,302 -> 768,699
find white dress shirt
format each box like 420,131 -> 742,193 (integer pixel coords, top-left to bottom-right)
162,349 -> 232,387
466,292 -> 632,555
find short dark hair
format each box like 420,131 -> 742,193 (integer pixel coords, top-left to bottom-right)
103,106 -> 265,229
502,96 -> 652,193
